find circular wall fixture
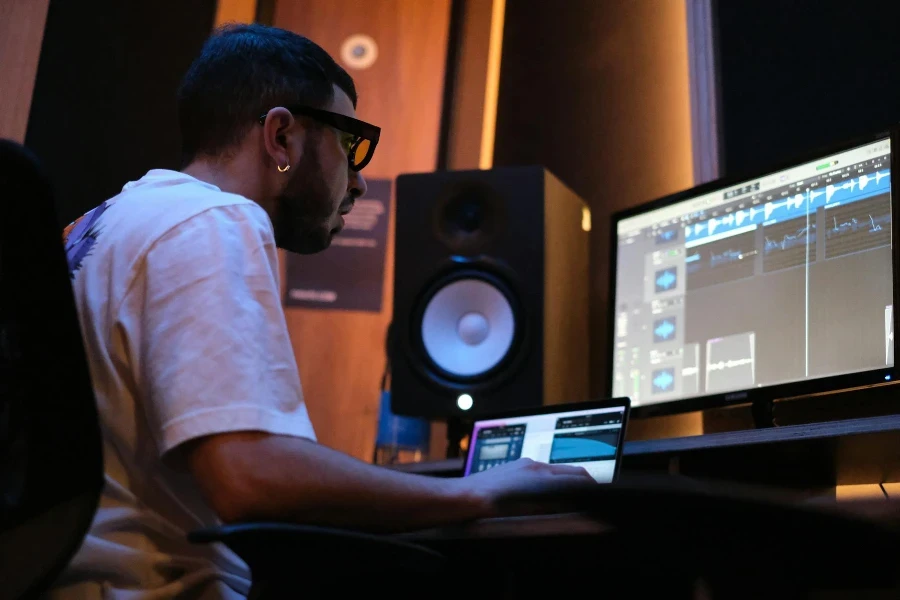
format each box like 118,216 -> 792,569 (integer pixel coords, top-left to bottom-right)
340,34 -> 378,70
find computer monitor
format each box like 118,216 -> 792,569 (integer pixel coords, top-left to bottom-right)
609,131 -> 898,417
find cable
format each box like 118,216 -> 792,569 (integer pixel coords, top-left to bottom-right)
880,482 -> 890,500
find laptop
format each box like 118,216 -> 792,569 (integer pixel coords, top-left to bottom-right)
462,397 -> 631,483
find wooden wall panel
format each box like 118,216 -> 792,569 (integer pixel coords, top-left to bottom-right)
0,0 -> 50,142
492,0 -> 700,438
272,0 -> 452,460
215,0 -> 256,26
443,0 -> 495,171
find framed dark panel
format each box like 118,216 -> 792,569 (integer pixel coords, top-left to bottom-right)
25,0 -> 217,227
715,0 -> 900,176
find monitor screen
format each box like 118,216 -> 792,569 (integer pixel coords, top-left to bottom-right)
612,136 -> 894,412
463,404 -> 628,483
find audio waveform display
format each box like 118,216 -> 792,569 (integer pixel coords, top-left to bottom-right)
549,430 -> 619,463
763,215 -> 818,273
655,267 -> 678,292
707,358 -> 754,372
652,367 -> 675,393
653,317 -> 676,342
765,224 -> 815,253
686,231 -> 756,291
684,169 -> 890,244
706,332 -> 755,393
824,195 -> 892,259
829,213 -> 888,237
710,249 -> 745,268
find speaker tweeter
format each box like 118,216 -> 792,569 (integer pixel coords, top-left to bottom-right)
433,182 -> 505,254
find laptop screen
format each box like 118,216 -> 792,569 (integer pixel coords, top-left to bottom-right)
463,403 -> 629,483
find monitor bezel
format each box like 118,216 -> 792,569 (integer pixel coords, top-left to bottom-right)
607,127 -> 900,419
464,397 -> 631,479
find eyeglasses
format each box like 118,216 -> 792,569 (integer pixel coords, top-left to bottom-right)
258,105 -> 381,172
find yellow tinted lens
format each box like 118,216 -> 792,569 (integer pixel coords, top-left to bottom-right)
353,138 -> 371,166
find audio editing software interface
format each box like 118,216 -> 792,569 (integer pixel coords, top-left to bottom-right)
464,406 -> 626,483
613,138 -> 894,407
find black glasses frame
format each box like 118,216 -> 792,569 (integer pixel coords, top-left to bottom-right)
258,105 -> 381,171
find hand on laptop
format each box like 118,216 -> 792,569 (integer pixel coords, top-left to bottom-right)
458,458 -> 597,518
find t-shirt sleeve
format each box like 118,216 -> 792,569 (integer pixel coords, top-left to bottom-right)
135,203 -> 316,456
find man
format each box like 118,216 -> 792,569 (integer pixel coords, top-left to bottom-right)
52,23 -> 593,599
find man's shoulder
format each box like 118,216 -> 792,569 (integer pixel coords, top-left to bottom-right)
119,170 -> 266,228
110,170 -> 274,248
64,170 -> 273,279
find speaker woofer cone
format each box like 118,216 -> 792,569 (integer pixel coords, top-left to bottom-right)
412,267 -> 523,385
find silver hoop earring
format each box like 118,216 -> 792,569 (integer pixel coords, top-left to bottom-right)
278,164 -> 291,173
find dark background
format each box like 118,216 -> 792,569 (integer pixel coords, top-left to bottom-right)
714,0 -> 900,175
25,0 -> 217,228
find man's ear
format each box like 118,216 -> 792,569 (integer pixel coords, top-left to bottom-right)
261,107 -> 306,171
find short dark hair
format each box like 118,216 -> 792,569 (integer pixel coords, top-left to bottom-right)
177,23 -> 357,164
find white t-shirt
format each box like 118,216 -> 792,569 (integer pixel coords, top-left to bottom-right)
48,169 -> 317,599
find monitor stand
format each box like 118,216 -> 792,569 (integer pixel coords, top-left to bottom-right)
751,397 -> 776,429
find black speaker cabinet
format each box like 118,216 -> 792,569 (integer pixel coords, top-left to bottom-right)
391,166 -> 590,419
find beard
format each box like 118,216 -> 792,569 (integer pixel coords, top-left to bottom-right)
271,141 -> 342,255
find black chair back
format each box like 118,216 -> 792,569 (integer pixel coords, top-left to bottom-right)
0,139 -> 103,599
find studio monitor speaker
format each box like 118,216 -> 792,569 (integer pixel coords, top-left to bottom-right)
391,166 -> 590,419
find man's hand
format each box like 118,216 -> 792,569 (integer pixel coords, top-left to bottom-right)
454,458 -> 597,519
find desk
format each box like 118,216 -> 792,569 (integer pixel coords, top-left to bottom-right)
395,414 -> 900,488
397,512 -> 610,541
395,490 -> 900,599
399,513 -> 689,598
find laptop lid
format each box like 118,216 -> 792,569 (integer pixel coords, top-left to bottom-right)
462,397 -> 631,483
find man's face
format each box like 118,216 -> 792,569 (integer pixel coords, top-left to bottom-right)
272,86 -> 368,254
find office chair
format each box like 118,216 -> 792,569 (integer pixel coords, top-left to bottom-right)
0,139 -> 444,600
0,139 -> 104,599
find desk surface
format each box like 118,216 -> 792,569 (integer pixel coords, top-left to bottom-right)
397,494 -> 900,542
396,502 -> 900,593
394,414 -> 900,487
397,512 -> 610,541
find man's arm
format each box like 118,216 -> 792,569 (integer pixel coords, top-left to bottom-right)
182,432 -> 593,533
139,209 -> 594,532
